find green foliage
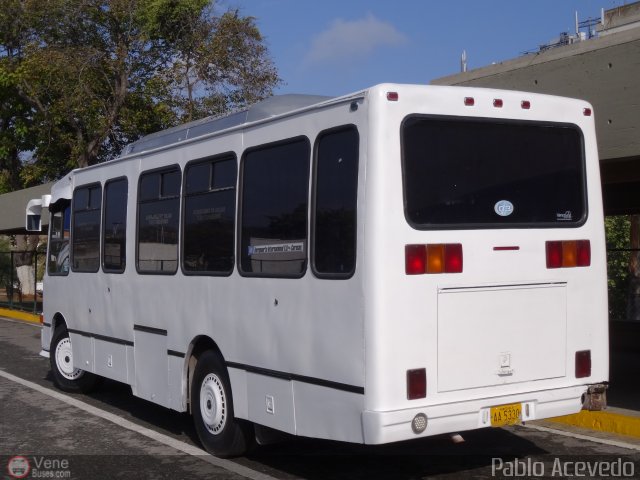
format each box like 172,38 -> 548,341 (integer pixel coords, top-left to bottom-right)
0,0 -> 280,190
605,215 -> 631,320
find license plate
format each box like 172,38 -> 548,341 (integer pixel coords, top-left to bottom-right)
490,403 -> 522,427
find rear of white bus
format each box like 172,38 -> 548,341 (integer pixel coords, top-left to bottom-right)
362,84 -> 608,444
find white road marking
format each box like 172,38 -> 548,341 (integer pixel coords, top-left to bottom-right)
0,369 -> 279,480
523,423 -> 640,451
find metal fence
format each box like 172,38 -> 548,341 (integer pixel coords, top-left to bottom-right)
0,250 -> 44,314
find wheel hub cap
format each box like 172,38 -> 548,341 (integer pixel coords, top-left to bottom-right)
200,373 -> 226,435
55,337 -> 84,380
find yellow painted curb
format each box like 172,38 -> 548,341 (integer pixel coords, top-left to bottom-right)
0,307 -> 40,325
548,410 -> 640,439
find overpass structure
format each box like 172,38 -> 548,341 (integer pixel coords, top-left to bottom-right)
432,2 -> 640,215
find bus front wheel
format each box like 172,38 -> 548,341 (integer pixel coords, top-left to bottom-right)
50,327 -> 100,393
192,350 -> 253,457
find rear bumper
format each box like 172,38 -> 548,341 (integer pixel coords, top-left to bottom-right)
362,385 -> 588,444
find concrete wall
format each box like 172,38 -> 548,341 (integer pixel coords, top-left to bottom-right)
432,25 -> 640,214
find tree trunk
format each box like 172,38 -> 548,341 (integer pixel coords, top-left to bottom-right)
16,264 -> 34,296
12,234 -> 39,296
626,214 -> 640,321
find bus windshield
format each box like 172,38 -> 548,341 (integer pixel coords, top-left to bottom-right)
401,116 -> 586,229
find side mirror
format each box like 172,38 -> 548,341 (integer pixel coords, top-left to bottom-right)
26,195 -> 51,232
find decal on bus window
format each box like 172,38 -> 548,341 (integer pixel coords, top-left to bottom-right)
556,211 -> 573,221
494,200 -> 514,217
248,242 -> 305,256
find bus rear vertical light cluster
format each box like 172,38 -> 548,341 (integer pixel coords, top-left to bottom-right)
575,350 -> 591,378
546,240 -> 590,268
407,368 -> 426,400
405,244 -> 463,274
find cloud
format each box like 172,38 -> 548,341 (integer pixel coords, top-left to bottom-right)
304,13 -> 408,66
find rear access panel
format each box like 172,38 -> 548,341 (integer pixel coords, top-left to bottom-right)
437,283 -> 566,392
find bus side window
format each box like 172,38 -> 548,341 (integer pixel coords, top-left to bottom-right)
103,178 -> 128,273
48,204 -> 71,275
183,155 -> 237,275
239,137 -> 310,277
72,184 -> 102,273
137,166 -> 181,274
313,126 -> 359,278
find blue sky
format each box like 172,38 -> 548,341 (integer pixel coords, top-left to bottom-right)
231,0 -> 625,96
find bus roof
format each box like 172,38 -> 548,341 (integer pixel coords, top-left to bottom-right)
122,94 -> 333,156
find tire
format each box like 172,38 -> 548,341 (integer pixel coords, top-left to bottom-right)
50,326 -> 100,393
192,350 -> 253,457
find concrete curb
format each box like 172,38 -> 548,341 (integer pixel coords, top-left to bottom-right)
0,307 -> 40,325
547,407 -> 640,439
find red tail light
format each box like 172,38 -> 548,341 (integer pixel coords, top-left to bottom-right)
493,98 -> 503,108
464,97 -> 475,106
521,100 -> 531,109
546,240 -> 590,268
405,244 -> 463,274
405,245 -> 427,275
407,368 -> 426,400
387,91 -> 399,101
575,350 -> 591,378
444,243 -> 463,273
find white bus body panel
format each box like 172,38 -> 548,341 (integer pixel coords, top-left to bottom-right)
41,84 -> 607,446
361,85 -> 607,443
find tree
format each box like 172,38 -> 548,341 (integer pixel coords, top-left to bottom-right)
605,215 -> 630,321
2,0 -> 280,174
627,215 -> 640,321
0,0 -> 280,296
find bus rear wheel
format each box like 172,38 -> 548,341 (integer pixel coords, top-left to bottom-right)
50,327 -> 100,393
192,350 -> 253,457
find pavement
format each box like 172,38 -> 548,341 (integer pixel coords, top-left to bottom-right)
2,307 -> 639,442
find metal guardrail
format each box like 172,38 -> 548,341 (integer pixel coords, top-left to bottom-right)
0,250 -> 43,314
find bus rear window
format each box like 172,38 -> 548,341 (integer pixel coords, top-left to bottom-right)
401,116 -> 586,228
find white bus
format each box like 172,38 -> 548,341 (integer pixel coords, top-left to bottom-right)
27,84 -> 608,457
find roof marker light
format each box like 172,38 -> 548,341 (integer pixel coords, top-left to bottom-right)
464,97 -> 475,106
521,100 -> 531,109
493,99 -> 503,108
387,91 -> 399,101
583,107 -> 592,116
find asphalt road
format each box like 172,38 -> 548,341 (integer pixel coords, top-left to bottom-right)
1,317 -> 639,480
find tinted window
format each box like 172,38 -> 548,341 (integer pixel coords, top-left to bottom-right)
402,116 -> 586,228
183,156 -> 237,274
240,138 -> 310,276
48,204 -> 71,275
72,184 -> 102,272
103,178 -> 128,272
313,127 -> 359,277
137,167 -> 180,273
